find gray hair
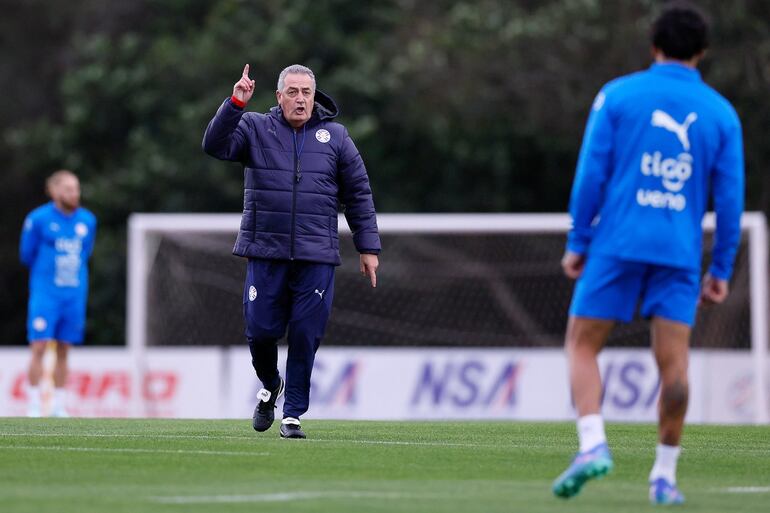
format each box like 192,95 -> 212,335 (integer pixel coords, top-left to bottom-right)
277,64 -> 316,91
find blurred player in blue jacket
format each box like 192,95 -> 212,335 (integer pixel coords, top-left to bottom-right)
20,170 -> 97,417
552,3 -> 744,505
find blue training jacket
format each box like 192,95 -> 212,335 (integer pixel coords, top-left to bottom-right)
20,202 -> 97,301
567,63 -> 744,279
202,90 -> 380,266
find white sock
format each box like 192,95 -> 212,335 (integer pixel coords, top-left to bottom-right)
577,414 -> 607,452
649,444 -> 681,484
53,387 -> 67,412
28,386 -> 41,407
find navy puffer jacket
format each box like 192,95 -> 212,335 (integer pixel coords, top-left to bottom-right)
202,91 -> 380,265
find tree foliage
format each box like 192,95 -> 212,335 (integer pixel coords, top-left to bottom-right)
1,0 -> 768,345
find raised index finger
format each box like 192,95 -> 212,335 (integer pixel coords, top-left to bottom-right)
242,64 -> 250,78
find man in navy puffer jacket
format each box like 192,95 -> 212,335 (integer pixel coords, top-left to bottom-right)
203,64 -> 380,439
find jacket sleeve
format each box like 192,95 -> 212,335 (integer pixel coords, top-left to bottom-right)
566,89 -> 615,255
19,214 -> 40,267
709,114 -> 745,280
337,128 -> 381,254
202,98 -> 250,162
84,215 -> 98,259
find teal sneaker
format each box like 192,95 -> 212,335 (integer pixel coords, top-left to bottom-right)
649,478 -> 685,505
552,442 -> 613,498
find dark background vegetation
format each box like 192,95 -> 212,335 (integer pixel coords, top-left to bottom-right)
1,0 -> 768,345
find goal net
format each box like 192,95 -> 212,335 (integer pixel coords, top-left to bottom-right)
127,213 -> 768,419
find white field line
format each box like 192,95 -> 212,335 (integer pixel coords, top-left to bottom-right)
0,445 -> 268,457
3,432 -> 768,453
302,438 -> 490,447
722,486 -> 770,493
0,432 -> 497,448
0,431 -> 255,441
151,491 -> 446,504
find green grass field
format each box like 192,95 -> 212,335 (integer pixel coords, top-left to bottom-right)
0,418 -> 768,513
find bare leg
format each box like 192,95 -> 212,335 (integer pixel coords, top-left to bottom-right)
651,317 -> 690,446
28,341 -> 48,386
553,316 -> 616,498
27,341 -> 49,417
565,316 -> 615,416
648,316 -> 690,502
53,342 -> 70,388
50,342 -> 71,417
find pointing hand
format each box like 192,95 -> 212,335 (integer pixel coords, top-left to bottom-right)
360,254 -> 379,288
233,64 -> 255,105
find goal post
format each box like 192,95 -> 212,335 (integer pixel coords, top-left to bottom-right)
126,212 -> 768,422
745,213 -> 769,423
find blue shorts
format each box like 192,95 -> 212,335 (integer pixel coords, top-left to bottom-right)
27,294 -> 86,344
569,255 -> 701,326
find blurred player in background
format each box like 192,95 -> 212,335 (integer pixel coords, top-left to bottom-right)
553,2 -> 744,505
203,64 -> 380,439
20,170 -> 97,417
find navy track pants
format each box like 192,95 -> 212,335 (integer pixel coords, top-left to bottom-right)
243,258 -> 335,419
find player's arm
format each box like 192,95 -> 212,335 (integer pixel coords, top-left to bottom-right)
19,214 -> 40,267
701,114 -> 744,304
202,64 -> 255,162
337,128 -> 380,288
84,216 -> 98,259
564,89 -> 615,278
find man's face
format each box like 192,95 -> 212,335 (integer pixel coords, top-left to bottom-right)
276,73 -> 315,128
51,175 -> 81,211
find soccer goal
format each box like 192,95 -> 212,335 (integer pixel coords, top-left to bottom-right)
127,212 -> 768,422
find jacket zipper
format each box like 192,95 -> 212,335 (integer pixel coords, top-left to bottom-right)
290,128 -> 299,260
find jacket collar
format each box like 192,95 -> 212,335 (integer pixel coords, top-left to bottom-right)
649,62 -> 702,82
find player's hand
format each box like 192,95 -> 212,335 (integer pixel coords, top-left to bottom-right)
360,253 -> 379,288
699,273 -> 729,306
561,250 -> 586,280
233,64 -> 255,104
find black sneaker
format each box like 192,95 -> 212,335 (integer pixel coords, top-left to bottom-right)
252,377 -> 285,432
279,417 -> 306,439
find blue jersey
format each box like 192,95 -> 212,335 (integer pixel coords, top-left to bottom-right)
567,63 -> 744,280
20,202 -> 97,301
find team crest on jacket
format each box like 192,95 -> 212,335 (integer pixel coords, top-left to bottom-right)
249,286 -> 257,301
315,129 -> 331,143
75,222 -> 89,237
